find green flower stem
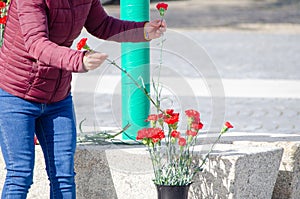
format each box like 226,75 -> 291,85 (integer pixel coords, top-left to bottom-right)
106,58 -> 164,114
77,120 -> 132,144
0,24 -> 4,47
152,16 -> 165,114
149,146 -> 159,180
194,128 -> 229,177
85,47 -> 164,114
150,144 -> 164,184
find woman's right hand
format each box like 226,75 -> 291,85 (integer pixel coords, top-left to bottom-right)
83,51 -> 108,71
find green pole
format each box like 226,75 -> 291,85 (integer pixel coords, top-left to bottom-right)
121,0 -> 150,140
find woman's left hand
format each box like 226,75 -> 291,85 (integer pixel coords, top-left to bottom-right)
144,19 -> 167,40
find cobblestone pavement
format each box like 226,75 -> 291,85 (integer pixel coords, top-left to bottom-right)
72,0 -> 300,137
74,93 -> 300,134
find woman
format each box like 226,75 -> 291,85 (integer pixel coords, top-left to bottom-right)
0,0 -> 166,198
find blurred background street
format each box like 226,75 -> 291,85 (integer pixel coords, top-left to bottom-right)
72,0 -> 300,139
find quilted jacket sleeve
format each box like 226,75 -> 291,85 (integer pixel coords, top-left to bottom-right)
84,0 -> 147,42
15,0 -> 87,73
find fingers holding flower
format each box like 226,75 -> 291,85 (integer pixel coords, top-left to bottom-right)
144,19 -> 167,40
77,38 -> 108,71
144,2 -> 168,40
83,51 -> 108,71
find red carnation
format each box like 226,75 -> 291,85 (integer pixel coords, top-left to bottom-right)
0,2 -> 6,9
165,109 -> 174,115
220,121 -> 234,135
158,113 -> 164,119
186,130 -> 197,137
150,128 -> 165,143
137,128 -> 165,143
163,109 -> 179,125
191,122 -> 204,130
185,109 -> 200,119
77,38 -> 88,50
225,121 -> 233,129
146,114 -> 158,121
0,16 -> 7,25
193,116 -> 200,123
170,130 -> 180,138
156,2 -> 168,11
153,128 -> 165,140
164,113 -> 179,125
178,137 -> 186,147
156,2 -> 168,17
136,128 -> 149,140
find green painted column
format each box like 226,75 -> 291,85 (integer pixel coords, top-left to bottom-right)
121,0 -> 150,140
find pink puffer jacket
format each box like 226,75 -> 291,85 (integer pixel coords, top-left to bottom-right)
0,0 -> 146,103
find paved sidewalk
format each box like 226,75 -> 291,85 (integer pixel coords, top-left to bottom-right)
72,0 -> 300,137
106,0 -> 300,32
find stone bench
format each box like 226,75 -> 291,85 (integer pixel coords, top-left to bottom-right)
0,144 -> 283,199
233,141 -> 300,199
202,132 -> 300,199
190,144 -> 283,199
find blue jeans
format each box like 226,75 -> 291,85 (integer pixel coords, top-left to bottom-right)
0,89 -> 77,199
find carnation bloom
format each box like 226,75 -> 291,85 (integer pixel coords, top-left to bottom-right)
220,121 -> 234,135
150,128 -> 165,143
156,2 -> 168,17
136,128 -> 165,144
186,130 -> 197,137
0,2 -> 6,9
225,121 -> 234,129
77,38 -> 89,50
146,114 -> 158,122
170,130 -> 180,138
191,122 -> 204,131
151,128 -> 165,140
158,113 -> 164,119
193,116 -> 200,123
185,109 -> 200,119
165,109 -> 174,115
164,113 -> 179,125
0,16 -> 7,25
156,2 -> 168,10
178,137 -> 186,147
136,128 -> 149,140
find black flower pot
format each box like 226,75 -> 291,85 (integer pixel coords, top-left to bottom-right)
156,184 -> 191,199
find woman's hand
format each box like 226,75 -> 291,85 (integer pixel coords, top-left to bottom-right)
144,19 -> 167,40
83,51 -> 108,71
